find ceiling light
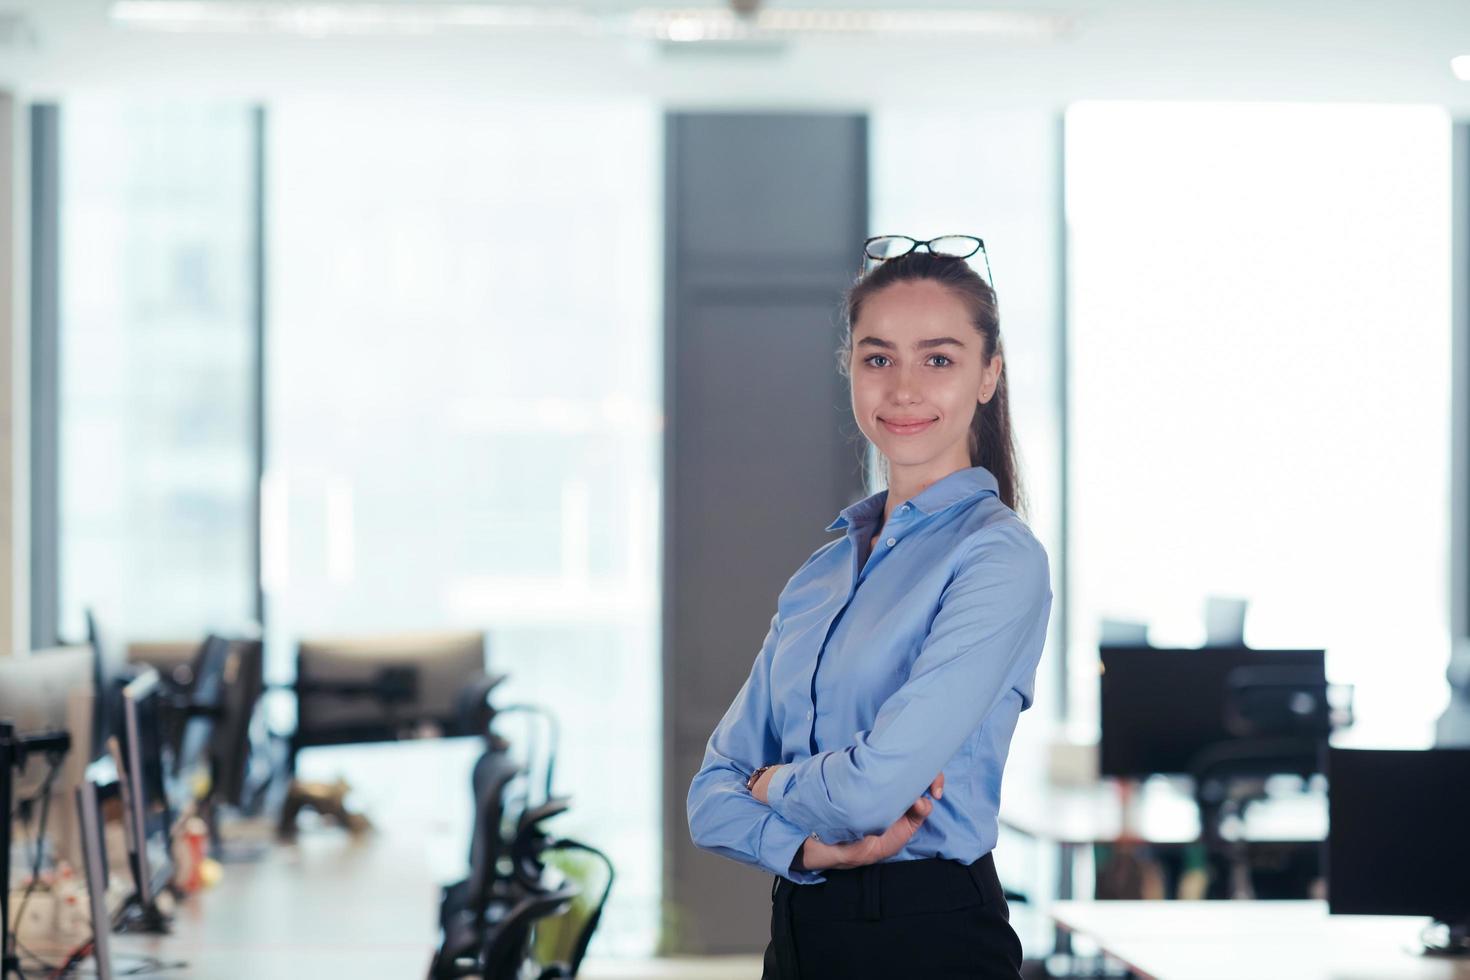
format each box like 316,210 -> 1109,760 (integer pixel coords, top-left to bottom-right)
110,1 -> 1072,41
110,2 -> 594,35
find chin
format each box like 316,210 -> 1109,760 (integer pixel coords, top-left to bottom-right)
876,444 -> 936,467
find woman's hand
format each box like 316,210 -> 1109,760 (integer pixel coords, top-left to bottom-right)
795,773 -> 944,872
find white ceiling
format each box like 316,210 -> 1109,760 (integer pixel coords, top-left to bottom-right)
2,0 -> 1470,114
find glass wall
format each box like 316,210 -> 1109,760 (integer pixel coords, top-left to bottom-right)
265,97 -> 662,955
1065,102 -> 1452,744
57,101 -> 258,643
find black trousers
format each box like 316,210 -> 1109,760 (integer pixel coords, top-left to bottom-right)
762,851 -> 1023,980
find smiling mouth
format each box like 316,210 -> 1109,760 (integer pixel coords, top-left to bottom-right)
880,417 -> 938,435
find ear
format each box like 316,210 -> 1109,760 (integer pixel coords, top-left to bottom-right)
979,353 -> 1003,404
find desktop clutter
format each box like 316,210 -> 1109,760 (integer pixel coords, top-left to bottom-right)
2,619 -> 614,980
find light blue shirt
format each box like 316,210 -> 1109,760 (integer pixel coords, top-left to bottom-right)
686,465 -> 1052,884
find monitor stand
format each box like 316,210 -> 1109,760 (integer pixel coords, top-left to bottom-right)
113,891 -> 172,935
1422,919 -> 1470,958
200,797 -> 270,864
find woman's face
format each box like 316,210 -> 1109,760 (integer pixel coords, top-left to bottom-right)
848,279 -> 1001,479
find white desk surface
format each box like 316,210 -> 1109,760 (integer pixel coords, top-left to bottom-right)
1051,900 -> 1470,980
1000,774 -> 1327,846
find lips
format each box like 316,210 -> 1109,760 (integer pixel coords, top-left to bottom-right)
880,416 -> 938,436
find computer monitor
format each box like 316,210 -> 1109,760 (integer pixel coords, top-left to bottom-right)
115,669 -> 175,919
123,634 -> 261,811
1099,646 -> 1327,777
1327,747 -> 1470,952
293,630 -> 488,764
208,638 -> 263,809
0,645 -> 95,872
76,759 -> 123,980
86,609 -> 129,761
169,636 -> 231,810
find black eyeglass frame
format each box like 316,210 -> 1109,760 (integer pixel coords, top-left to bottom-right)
860,234 -> 994,291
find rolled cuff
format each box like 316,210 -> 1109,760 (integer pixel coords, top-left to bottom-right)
766,755 -> 864,843
760,811 -> 826,885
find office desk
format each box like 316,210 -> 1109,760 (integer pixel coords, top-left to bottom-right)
1001,774 -> 1325,840
1051,900 -> 1470,980
1001,765 -> 1326,899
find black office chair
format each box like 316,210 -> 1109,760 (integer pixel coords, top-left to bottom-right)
529,839 -> 615,980
1188,666 -> 1349,899
479,886 -> 580,980
432,751 -> 524,978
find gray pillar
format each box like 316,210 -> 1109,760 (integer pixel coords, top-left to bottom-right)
27,103 -> 58,651
0,93 -> 29,656
661,112 -> 867,953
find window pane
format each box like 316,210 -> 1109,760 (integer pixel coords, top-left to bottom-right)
1066,102 -> 1451,744
265,98 -> 662,956
59,101 -> 257,642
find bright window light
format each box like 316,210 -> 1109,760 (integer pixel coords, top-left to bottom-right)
1066,101 -> 1452,747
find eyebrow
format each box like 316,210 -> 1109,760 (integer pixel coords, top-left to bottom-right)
855,336 -> 968,351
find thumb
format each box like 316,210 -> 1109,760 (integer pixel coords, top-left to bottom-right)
929,772 -> 945,800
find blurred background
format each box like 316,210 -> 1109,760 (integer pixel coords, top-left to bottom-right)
0,2 -> 1468,978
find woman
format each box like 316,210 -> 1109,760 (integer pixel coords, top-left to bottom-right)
686,237 -> 1052,980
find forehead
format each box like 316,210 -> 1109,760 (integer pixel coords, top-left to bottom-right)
852,280 -> 973,342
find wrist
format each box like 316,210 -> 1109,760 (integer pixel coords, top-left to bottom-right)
750,763 -> 783,805
794,834 -> 828,871
745,764 -> 776,794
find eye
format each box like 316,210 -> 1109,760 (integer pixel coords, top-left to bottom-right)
927,354 -> 953,367
862,354 -> 891,368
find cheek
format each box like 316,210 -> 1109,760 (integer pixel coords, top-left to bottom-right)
929,376 -> 975,411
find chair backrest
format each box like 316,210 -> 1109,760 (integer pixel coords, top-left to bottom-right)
467,750 -> 524,912
453,671 -> 510,736
1188,734 -> 1323,855
480,885 -> 579,980
509,797 -> 572,890
1223,665 -> 1334,738
488,704 -> 560,815
529,840 -> 615,978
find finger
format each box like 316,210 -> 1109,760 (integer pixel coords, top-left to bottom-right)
929,773 -> 945,800
903,797 -> 932,823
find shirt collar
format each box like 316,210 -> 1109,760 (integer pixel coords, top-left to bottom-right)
824,466 -> 1000,532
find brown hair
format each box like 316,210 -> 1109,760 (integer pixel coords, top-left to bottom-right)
837,251 -> 1026,515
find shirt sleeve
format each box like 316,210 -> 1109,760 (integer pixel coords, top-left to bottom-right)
686,610 -> 827,884
766,521 -> 1052,838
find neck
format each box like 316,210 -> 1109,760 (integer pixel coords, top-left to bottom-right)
881,454 -> 971,525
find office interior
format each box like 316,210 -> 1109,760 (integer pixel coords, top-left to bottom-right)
1,1 -> 1469,978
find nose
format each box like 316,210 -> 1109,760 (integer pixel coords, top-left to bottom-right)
888,364 -> 922,405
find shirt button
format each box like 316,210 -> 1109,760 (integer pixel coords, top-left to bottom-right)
886,537 -> 897,547
806,709 -> 813,719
